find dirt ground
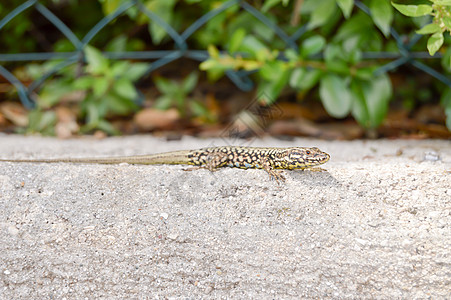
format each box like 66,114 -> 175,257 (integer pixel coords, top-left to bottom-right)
0,135 -> 449,298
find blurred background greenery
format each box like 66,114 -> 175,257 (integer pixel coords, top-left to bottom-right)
0,0 -> 450,139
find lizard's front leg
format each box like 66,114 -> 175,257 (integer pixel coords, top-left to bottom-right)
261,157 -> 285,183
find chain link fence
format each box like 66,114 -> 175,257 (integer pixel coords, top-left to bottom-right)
1,0 -> 449,109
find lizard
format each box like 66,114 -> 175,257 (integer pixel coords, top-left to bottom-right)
0,146 -> 330,182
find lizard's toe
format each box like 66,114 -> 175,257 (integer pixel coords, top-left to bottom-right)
268,170 -> 285,183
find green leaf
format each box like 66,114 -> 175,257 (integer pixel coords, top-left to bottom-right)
446,105 -> 451,131
336,0 -> 354,18
101,0 -> 122,15
262,0 -> 281,12
319,74 -> 352,118
433,0 -> 451,5
154,95 -> 173,110
324,44 -> 345,63
206,68 -> 225,82
354,67 -> 376,80
443,17 -> 451,29
154,77 -> 176,94
193,10 -> 227,47
301,35 -> 326,57
122,63 -> 149,81
105,93 -> 137,115
255,49 -> 272,62
27,110 -> 56,135
239,36 -> 267,57
326,59 -> 349,74
257,69 -> 290,105
39,80 -> 73,108
285,49 -> 299,62
440,87 -> 451,107
350,81 -> 369,126
289,68 -> 322,91
111,61 -> 131,78
54,39 -> 76,52
92,77 -> 110,98
86,101 -> 100,124
366,74 -> 392,120
145,0 -> 177,45
441,46 -> 451,71
199,59 -> 229,71
189,100 -> 209,117
441,89 -> 451,131
207,44 -> 220,59
348,48 -> 362,64
113,78 -> 137,100
97,120 -> 120,135
391,3 -> 432,17
253,15 -> 277,43
289,68 -> 305,89
125,5 -> 139,19
370,0 -> 393,37
309,0 -> 337,29
85,46 -> 109,75
73,76 -> 94,90
416,23 -> 441,34
259,61 -> 285,81
83,97 -> 101,124
427,32 -> 444,56
229,28 -> 246,53
351,74 -> 392,128
106,35 -> 127,52
181,72 -> 199,93
26,64 -> 46,80
334,13 -> 373,43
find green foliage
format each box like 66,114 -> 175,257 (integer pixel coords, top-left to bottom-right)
199,1 -> 397,129
25,110 -> 57,136
392,0 -> 451,55
197,0 -> 449,130
100,0 -> 180,45
3,0 -> 451,133
371,0 -> 393,37
154,72 -> 216,122
319,74 -> 353,118
28,46 -> 149,135
337,0 -> 355,19
441,87 -> 451,129
351,74 -> 392,128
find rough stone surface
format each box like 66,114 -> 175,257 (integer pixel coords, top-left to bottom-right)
0,135 -> 450,299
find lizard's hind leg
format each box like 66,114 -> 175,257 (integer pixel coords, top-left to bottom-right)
185,151 -> 228,172
204,151 -> 229,171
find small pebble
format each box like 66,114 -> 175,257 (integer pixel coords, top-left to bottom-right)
423,151 -> 440,161
8,225 -> 19,236
168,233 -> 178,240
355,238 -> 367,246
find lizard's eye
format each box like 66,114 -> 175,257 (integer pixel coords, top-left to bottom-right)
306,150 -> 311,155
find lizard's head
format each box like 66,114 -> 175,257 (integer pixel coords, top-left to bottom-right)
278,147 -> 330,170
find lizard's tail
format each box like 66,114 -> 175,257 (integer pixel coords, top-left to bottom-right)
0,150 -> 191,165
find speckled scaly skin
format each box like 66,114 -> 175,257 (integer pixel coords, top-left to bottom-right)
0,146 -> 330,182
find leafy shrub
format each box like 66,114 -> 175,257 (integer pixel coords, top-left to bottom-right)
392,0 -> 451,56
25,46 -> 148,134
99,0 -> 451,131
2,0 -> 450,133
